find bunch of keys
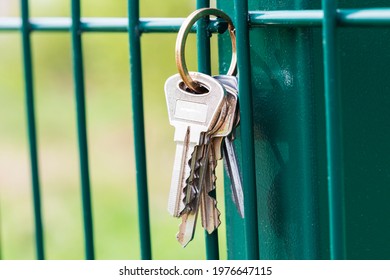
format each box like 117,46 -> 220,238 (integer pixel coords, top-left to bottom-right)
165,8 -> 244,247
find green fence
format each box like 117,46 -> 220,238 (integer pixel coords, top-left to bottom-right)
1,0 -> 390,260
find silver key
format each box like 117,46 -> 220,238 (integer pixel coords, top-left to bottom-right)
214,75 -> 245,218
200,141 -> 221,234
202,84 -> 239,233
222,137 -> 244,218
165,72 -> 225,217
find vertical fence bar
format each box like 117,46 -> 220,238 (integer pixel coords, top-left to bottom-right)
233,0 -> 259,259
70,0 -> 95,260
322,0 -> 347,260
20,0 -> 45,260
128,0 -> 152,260
196,0 -> 220,260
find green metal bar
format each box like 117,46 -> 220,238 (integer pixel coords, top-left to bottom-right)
140,18 -> 189,33
2,9 -> 390,32
233,0 -> 259,260
0,18 -> 191,32
338,8 -> 390,27
128,0 -> 152,260
250,10 -> 322,27
70,0 -> 95,260
20,0 -> 45,260
195,0 -> 220,260
250,9 -> 390,27
322,0 -> 347,260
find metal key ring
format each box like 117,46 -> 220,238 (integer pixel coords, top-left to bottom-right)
176,8 -> 237,93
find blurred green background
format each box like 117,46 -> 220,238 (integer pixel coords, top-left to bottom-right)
0,0 -> 227,259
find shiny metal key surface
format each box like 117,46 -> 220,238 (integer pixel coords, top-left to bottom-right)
214,75 -> 245,218
222,137 -> 244,218
181,97 -> 228,215
199,87 -> 238,234
165,72 -> 225,217
200,142 -> 221,234
177,142 -> 212,247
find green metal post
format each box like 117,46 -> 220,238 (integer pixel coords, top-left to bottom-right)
70,0 -> 95,260
233,0 -> 259,260
20,0 -> 45,260
195,0 -> 220,260
322,0 -> 347,260
128,0 -> 152,260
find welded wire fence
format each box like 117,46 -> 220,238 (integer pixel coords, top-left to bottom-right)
0,0 -> 389,260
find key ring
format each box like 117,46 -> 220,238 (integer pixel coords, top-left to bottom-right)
176,8 -> 237,93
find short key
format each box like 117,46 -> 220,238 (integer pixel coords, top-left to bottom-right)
165,72 -> 225,217
214,75 -> 245,218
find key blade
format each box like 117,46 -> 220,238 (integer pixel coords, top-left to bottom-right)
176,212 -> 198,247
167,127 -> 197,216
222,137 -> 245,218
200,146 -> 221,234
177,143 -> 211,246
181,144 -> 203,214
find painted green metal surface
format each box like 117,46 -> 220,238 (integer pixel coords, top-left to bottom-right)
71,0 -> 95,260
1,0 -> 390,260
2,9 -> 390,33
322,0 -> 347,260
20,0 -> 45,260
232,0 -> 260,260
219,0 -> 325,260
338,0 -> 390,260
219,0 -> 390,260
128,0 -> 152,260
195,0 -> 221,260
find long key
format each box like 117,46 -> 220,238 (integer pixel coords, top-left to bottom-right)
165,72 -> 225,217
214,75 -> 244,218
222,137 -> 244,217
200,86 -> 238,233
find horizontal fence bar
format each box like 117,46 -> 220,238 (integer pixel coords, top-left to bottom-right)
250,9 -> 390,27
1,9 -> 390,32
0,17 -> 198,32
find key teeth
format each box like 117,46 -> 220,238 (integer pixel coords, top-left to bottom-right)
181,148 -> 199,214
205,158 -> 221,234
205,201 -> 221,234
181,145 -> 205,214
